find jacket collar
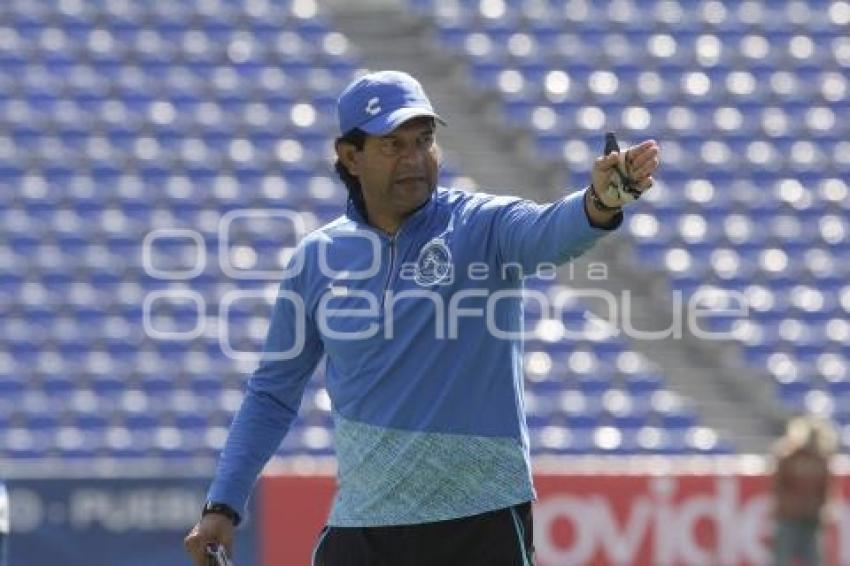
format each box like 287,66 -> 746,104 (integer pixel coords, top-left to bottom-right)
345,187 -> 440,235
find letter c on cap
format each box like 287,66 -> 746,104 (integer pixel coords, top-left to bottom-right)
365,97 -> 381,115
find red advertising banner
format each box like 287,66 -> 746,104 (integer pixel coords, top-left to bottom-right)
533,474 -> 772,565
260,470 -> 850,565
260,474 -> 336,566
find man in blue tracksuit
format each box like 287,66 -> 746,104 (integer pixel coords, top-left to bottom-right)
185,70 -> 660,565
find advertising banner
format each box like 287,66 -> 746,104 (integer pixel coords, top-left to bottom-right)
6,477 -> 258,566
260,475 -> 335,566
261,472 -> 850,566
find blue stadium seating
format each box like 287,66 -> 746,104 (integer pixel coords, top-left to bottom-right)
0,0 -> 753,462
406,0 -> 848,448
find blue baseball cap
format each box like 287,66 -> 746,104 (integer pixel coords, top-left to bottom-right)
337,70 -> 445,136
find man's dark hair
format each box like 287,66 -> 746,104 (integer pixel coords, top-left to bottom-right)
334,128 -> 369,221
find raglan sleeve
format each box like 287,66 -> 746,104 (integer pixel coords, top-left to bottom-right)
206,242 -> 325,518
492,189 -> 622,273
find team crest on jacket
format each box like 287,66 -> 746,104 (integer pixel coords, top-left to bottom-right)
414,238 -> 452,286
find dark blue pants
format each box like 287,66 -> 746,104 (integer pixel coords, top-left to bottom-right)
313,502 -> 534,566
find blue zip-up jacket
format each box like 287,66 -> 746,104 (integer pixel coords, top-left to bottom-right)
208,186 -> 621,526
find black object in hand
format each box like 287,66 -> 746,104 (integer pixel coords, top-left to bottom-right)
604,131 -> 620,155
205,543 -> 234,566
603,132 -> 642,200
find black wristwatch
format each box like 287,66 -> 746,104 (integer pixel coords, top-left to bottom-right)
202,501 -> 241,526
587,184 -> 623,213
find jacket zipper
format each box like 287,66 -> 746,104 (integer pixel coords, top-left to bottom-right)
380,227 -> 403,313
380,235 -> 396,312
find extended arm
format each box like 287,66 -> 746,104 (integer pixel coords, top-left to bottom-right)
495,138 -> 659,272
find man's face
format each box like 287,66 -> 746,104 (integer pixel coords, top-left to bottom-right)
338,117 -> 439,227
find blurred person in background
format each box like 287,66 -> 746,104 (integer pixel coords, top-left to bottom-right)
772,415 -> 837,566
185,70 -> 659,565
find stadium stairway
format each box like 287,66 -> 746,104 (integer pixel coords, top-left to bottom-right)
568,239 -> 788,452
321,0 -> 787,452
322,0 -> 555,196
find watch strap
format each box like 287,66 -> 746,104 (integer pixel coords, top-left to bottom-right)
202,502 -> 241,526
